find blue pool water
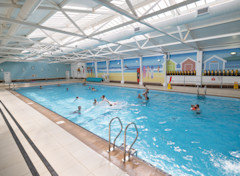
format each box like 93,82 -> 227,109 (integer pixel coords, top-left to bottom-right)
16,83 -> 240,176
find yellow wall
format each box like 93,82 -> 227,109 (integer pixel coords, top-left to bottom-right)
124,72 -> 137,82
98,73 -> 103,78
109,73 -> 121,81
143,73 -> 164,84
87,72 -> 95,77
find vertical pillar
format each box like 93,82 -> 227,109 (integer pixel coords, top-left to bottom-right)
139,56 -> 143,85
121,58 -> 124,84
94,62 -> 98,77
106,60 -> 109,75
83,63 -> 86,78
163,54 -> 168,87
196,50 -> 203,86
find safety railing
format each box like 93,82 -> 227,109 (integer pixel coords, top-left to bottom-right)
107,117 -> 123,152
122,122 -> 138,163
8,82 -> 15,90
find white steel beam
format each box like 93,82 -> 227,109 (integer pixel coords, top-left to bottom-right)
0,16 -> 86,38
92,0 -> 198,49
125,0 -> 138,17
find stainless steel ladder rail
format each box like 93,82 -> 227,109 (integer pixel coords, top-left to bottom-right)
107,117 -> 123,152
123,122 -> 138,163
8,82 -> 15,90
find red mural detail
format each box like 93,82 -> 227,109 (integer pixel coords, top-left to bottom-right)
182,59 -> 195,71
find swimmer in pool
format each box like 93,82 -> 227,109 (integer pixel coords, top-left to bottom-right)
142,87 -> 149,100
66,88 -> 69,91
101,95 -> 115,106
191,105 -> 196,110
83,83 -> 86,86
93,99 -> 97,105
138,94 -> 142,99
73,96 -> 79,102
92,88 -> 96,91
195,104 -> 200,111
40,86 -> 42,89
142,87 -> 149,96
73,106 -> 81,114
195,104 -> 201,114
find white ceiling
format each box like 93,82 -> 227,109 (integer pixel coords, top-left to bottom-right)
0,0 -> 239,63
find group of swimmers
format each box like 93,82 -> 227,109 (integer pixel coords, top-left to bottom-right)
73,95 -> 114,114
138,87 -> 149,100
191,104 -> 200,112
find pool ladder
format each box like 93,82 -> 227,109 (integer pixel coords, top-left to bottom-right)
107,117 -> 138,163
8,82 -> 16,90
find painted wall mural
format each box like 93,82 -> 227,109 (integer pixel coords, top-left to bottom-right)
123,58 -> 139,82
109,59 -> 121,81
97,61 -> 106,78
86,62 -> 95,77
142,55 -> 164,84
203,48 -> 240,76
167,52 -> 197,75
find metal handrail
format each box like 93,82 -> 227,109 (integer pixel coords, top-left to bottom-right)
123,122 -> 138,163
108,117 -> 123,152
8,82 -> 15,89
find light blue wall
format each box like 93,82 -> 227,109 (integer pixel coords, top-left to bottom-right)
0,62 -> 70,81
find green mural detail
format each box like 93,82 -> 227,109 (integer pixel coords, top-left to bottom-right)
167,60 -> 176,71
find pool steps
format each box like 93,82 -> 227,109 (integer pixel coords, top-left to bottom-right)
107,117 -> 123,152
107,117 -> 138,163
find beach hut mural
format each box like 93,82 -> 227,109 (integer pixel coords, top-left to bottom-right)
204,55 -> 226,71
180,57 -> 196,71
176,63 -> 181,70
167,60 -> 177,71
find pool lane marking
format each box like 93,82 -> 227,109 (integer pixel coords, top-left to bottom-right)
0,108 -> 39,176
0,100 -> 58,176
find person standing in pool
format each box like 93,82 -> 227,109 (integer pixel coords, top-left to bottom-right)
93,99 -> 97,105
142,87 -> 149,100
73,106 -> 81,114
138,94 -> 142,99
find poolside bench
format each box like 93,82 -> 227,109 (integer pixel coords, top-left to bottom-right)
86,77 -> 103,82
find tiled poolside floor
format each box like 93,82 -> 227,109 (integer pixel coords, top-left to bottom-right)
0,89 -> 130,176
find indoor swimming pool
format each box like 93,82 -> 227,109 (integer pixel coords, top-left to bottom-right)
16,83 -> 240,176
